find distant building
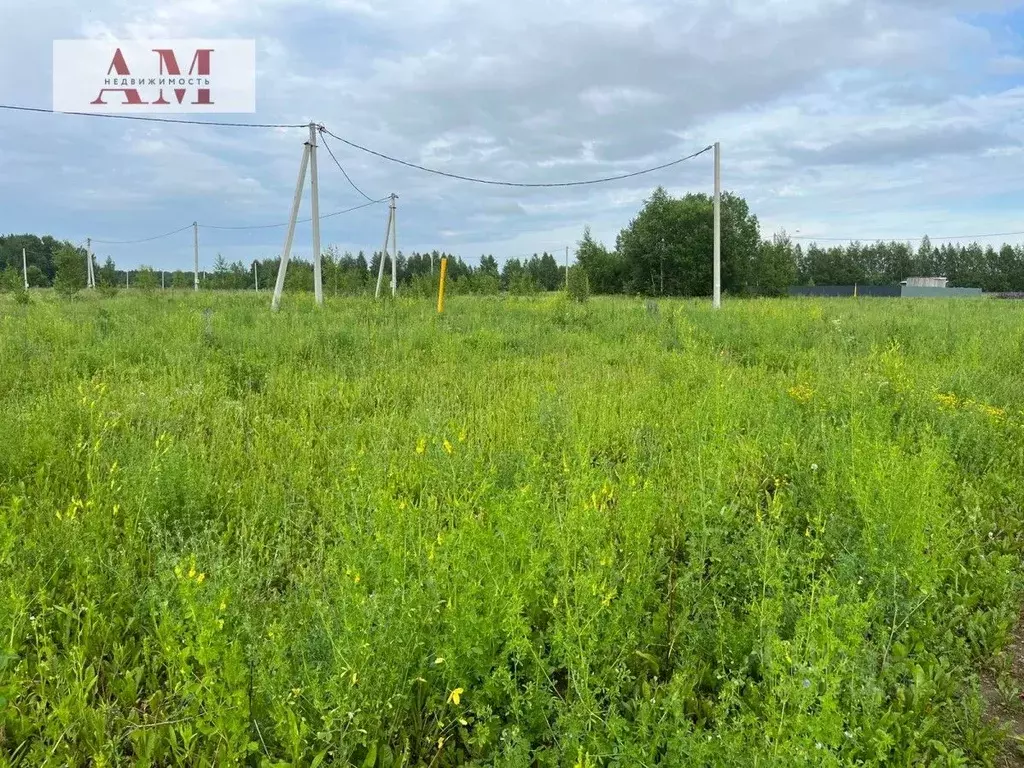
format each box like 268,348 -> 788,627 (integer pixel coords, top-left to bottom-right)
901,276 -> 948,288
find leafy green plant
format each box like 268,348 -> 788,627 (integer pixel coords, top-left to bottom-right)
53,243 -> 87,297
135,265 -> 160,293
566,265 -> 590,302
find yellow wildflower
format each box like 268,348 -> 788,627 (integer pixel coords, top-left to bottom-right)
458,428 -> 468,443
787,384 -> 814,404
973,402 -> 1007,421
448,687 -> 464,705
188,566 -> 196,580
434,657 -> 445,665
196,572 -> 205,585
934,392 -> 959,410
416,437 -> 427,455
984,405 -> 1007,421
443,440 -> 454,455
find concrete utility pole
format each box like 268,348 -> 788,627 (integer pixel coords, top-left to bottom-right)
713,141 -> 721,310
271,137 -> 312,311
193,222 -> 199,291
390,193 -> 397,297
22,248 -> 28,289
309,122 -> 323,306
85,238 -> 94,288
375,193 -> 399,299
271,123 -> 326,310
254,261 -> 259,292
565,245 -> 569,289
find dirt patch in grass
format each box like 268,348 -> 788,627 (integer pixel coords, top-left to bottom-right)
982,609 -> 1024,767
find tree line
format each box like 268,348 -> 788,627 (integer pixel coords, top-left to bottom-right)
574,187 -> 1024,296
6,186 -> 1024,297
790,237 -> 1024,292
0,235 -> 567,296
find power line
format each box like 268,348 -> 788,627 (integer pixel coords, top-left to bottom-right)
322,198 -> 388,220
0,103 -> 306,129
89,199 -> 387,243
790,230 -> 1024,243
317,129 -> 376,202
199,198 -> 387,231
319,127 -> 713,188
91,224 -> 193,244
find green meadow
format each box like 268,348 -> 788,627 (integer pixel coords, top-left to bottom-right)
2,291 -> 1024,766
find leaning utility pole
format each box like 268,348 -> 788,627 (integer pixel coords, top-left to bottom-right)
374,193 -> 399,299
272,122 -> 325,310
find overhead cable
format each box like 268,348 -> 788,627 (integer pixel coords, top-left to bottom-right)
0,103 -> 306,129
319,127 -> 714,188
317,128 -> 377,202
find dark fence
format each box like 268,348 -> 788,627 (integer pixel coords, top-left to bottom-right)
788,285 -> 902,298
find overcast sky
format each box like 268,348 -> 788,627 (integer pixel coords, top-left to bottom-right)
1,0 -> 1023,271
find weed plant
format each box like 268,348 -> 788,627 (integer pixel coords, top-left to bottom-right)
1,292 -> 1023,766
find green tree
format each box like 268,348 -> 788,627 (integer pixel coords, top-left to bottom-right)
26,265 -> 48,288
575,226 -> 623,294
135,265 -> 159,293
616,187 -> 760,297
54,243 -> 87,297
479,255 -> 499,278
98,256 -> 118,287
508,270 -> 538,296
523,252 -> 562,291
0,266 -> 21,291
751,232 -> 798,296
566,264 -> 590,302
211,254 -> 230,290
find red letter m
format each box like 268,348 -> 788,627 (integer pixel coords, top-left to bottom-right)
152,48 -> 214,105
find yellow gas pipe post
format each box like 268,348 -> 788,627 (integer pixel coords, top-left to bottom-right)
437,257 -> 449,314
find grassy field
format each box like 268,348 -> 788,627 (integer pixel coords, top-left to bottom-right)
2,291 -> 1024,767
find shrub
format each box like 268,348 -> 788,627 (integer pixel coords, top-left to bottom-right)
508,272 -> 538,296
54,244 -> 87,297
566,265 -> 590,302
135,266 -> 160,293
0,266 -> 21,292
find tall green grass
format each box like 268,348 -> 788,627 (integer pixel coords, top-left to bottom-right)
2,291 -> 1024,766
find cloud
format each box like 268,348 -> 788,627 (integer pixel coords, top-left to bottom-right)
783,125 -> 1017,166
0,0 -> 1022,270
